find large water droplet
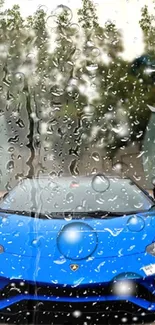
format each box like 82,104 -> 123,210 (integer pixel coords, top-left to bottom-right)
127,216 -> 145,232
38,5 -> 48,13
54,5 -> 72,22
57,222 -> 97,260
46,15 -> 58,29
92,173 -> 110,193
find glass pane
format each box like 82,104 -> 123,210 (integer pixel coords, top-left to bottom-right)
0,0 -> 155,324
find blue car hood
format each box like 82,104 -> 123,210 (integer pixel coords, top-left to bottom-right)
0,211 -> 155,260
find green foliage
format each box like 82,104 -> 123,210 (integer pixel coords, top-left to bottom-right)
139,5 -> 155,53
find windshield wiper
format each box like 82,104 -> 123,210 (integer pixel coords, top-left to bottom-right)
0,208 -> 31,216
85,210 -> 124,218
85,210 -> 152,218
0,209 -> 143,219
0,209 -> 55,219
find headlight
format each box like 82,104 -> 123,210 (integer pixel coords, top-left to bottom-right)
112,280 -> 136,296
146,242 -> 155,256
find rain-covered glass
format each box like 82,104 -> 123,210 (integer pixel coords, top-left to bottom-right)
0,0 -> 155,324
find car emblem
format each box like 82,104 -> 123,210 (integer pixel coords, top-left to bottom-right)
70,264 -> 79,271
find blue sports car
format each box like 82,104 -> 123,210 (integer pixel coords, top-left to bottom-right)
0,174 -> 155,324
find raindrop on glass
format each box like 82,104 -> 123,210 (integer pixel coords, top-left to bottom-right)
92,173 -> 110,193
6,161 -> 14,172
66,192 -> 74,203
38,5 -> 48,13
92,152 -> 100,162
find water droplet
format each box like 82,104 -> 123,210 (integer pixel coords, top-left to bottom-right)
49,171 -> 57,177
64,214 -> 73,221
5,182 -> 11,191
69,159 -> 79,176
75,206 -> 84,212
66,192 -> 74,203
127,216 -> 145,232
54,5 -> 72,22
74,49 -> 81,59
0,245 -> 4,254
17,221 -> 24,227
83,105 -> 95,116
8,135 -> 19,144
72,310 -> 82,318
133,175 -> 141,182
32,239 -> 41,247
53,258 -> 66,265
46,15 -> 58,29
6,161 -> 14,172
0,217 -> 9,226
51,87 -> 64,97
92,173 -> 110,193
134,202 -> 143,209
8,147 -> 14,153
13,231 -> 20,237
112,162 -> 123,173
86,63 -> 98,72
16,119 -> 25,128
121,317 -> 128,323
14,72 -> 25,85
26,52 -> 35,61
92,47 -> 100,57
57,222 -> 97,260
38,5 -> 48,13
92,152 -> 100,162
70,23 -> 80,34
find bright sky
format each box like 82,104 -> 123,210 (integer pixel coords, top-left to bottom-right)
3,0 -> 155,60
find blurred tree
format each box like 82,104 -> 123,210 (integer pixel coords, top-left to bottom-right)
140,5 -> 155,55
1,0 -> 155,181
0,3 -> 36,181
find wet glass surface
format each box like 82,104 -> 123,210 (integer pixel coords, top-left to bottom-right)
0,0 -> 155,324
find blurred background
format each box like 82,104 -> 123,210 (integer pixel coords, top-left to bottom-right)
0,0 -> 155,192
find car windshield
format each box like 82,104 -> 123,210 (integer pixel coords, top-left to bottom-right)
0,177 -> 153,217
